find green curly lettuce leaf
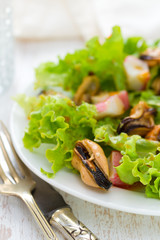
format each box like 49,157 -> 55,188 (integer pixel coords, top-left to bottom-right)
18,95 -> 97,176
124,36 -> 148,55
14,94 -> 39,118
153,39 -> 160,47
94,125 -> 159,158
94,124 -> 160,198
35,62 -> 67,90
146,176 -> 160,199
116,153 -> 160,198
35,26 -> 126,93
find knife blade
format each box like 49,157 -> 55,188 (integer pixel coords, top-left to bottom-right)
31,171 -> 99,240
31,172 -> 68,219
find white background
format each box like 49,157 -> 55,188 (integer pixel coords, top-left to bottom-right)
13,0 -> 160,41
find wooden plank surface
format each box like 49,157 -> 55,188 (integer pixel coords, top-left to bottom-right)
0,40 -> 160,240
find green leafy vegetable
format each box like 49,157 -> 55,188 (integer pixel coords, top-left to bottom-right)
153,39 -> 160,47
116,153 -> 160,198
35,62 -> 67,90
19,95 -> 97,176
35,26 -> 126,93
94,126 -> 159,158
124,37 -> 148,55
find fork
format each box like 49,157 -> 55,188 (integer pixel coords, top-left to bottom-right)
0,120 -> 58,240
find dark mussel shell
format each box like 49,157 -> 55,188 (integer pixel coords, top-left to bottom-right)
82,160 -> 112,190
117,103 -> 156,137
117,117 -> 154,136
74,141 -> 112,190
139,55 -> 155,61
139,48 -> 160,67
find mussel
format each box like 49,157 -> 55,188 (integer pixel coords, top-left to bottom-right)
73,73 -> 100,105
140,48 -> 160,67
145,125 -> 160,141
72,139 -> 112,190
117,101 -> 156,137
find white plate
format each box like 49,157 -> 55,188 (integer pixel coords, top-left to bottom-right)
10,94 -> 160,216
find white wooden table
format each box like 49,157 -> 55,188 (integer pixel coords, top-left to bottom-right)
0,40 -> 160,240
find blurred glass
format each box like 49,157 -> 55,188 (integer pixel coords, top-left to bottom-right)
0,0 -> 13,95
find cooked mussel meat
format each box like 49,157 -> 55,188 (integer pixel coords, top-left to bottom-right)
117,101 -> 156,137
73,73 -> 100,105
140,48 -> 160,67
72,139 -> 112,190
145,125 -> 160,141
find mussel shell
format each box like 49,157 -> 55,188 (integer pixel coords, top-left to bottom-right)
139,55 -> 155,61
75,144 -> 112,190
117,120 -> 153,136
76,145 -> 90,160
117,110 -> 156,137
82,160 -> 112,190
117,117 -> 136,135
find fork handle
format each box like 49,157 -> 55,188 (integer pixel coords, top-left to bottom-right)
21,192 -> 58,240
50,207 -> 99,240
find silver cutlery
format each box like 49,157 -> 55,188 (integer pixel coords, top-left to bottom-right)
0,120 -> 58,240
0,121 -> 98,240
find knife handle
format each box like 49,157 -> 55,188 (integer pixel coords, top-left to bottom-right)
50,207 -> 99,240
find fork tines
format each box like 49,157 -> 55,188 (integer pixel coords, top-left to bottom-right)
0,120 -> 31,184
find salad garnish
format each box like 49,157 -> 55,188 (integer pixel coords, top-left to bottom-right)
16,26 -> 160,199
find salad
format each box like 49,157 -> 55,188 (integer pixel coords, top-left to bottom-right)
16,26 -> 160,199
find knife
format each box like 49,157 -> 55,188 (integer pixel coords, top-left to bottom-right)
31,172 -> 99,240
